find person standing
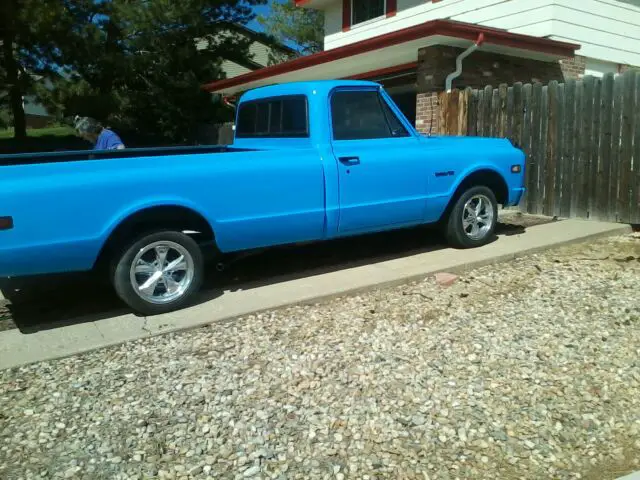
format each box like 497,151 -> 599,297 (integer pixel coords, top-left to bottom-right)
74,116 -> 125,150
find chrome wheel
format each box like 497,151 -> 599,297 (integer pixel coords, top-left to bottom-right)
462,194 -> 494,240
129,241 -> 195,305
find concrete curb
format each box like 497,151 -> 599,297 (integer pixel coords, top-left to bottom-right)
618,471 -> 640,480
292,221 -> 632,307
0,220 -> 632,370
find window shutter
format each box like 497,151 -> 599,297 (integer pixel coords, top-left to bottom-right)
342,0 -> 351,31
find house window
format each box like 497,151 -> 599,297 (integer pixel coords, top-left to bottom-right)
343,0 -> 396,31
236,95 -> 309,138
352,0 -> 386,25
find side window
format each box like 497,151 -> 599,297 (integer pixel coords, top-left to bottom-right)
331,90 -> 409,141
380,96 -> 409,137
236,95 -> 308,138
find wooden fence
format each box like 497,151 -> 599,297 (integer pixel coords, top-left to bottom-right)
437,71 -> 640,224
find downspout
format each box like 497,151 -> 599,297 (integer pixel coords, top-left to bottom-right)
222,95 -> 237,110
445,33 -> 485,92
222,95 -> 237,131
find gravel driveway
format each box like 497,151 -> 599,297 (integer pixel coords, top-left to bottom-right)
1,234 -> 639,480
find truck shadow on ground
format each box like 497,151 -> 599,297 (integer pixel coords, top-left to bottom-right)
2,221 -> 531,334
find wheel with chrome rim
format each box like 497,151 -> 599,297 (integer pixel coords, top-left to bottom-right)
445,186 -> 498,248
112,231 -> 204,315
462,194 -> 494,241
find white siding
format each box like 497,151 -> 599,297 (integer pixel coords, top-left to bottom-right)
249,42 -> 273,67
324,1 -> 343,39
324,0 -> 556,49
220,60 -> 253,79
322,0 -> 640,67
584,58 -> 620,77
548,0 -> 640,66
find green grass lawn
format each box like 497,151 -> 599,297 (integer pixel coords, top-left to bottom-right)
0,126 -> 76,139
0,126 -> 88,154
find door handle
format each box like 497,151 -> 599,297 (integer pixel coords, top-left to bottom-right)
339,156 -> 360,165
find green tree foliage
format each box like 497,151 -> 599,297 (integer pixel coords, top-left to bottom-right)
57,0 -> 265,144
258,1 -> 324,56
3,0 -> 266,144
0,0 -> 75,138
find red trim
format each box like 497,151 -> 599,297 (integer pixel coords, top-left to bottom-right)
386,0 -> 397,17
294,0 -> 310,5
202,19 -> 579,93
342,0 -> 351,32
345,62 -> 418,80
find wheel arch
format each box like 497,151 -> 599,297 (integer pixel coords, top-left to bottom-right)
439,168 -> 508,222
94,204 -> 217,271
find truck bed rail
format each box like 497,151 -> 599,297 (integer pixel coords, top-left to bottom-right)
0,145 -> 254,166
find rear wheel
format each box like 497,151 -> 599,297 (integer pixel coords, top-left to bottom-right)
111,231 -> 204,315
445,186 -> 498,248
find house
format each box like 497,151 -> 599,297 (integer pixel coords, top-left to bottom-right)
202,0 -> 640,133
196,22 -> 296,80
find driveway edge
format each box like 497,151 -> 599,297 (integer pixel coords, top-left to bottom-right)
0,221 -> 632,370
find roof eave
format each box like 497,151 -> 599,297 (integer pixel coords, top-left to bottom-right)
202,19 -> 579,94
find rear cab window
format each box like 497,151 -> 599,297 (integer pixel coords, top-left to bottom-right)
236,95 -> 309,138
330,90 -> 410,141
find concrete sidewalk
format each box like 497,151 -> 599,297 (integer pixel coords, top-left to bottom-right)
0,218 -> 631,370
619,472 -> 640,480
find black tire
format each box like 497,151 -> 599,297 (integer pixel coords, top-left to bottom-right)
111,231 -> 204,315
445,186 -> 498,249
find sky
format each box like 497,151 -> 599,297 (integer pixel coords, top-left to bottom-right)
247,2 -> 274,33
247,0 -> 302,51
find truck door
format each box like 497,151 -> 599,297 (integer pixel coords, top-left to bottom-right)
330,87 -> 429,234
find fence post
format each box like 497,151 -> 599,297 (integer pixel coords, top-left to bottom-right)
553,82 -> 565,218
619,71 -> 636,223
520,83 -> 533,211
633,72 -> 640,225
609,75 -> 624,221
596,74 -> 614,220
561,79 -> 577,218
544,81 -> 559,216
527,83 -> 543,214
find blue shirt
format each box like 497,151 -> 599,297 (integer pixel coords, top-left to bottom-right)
95,128 -> 125,150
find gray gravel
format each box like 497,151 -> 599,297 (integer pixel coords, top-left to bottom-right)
1,234 -> 639,480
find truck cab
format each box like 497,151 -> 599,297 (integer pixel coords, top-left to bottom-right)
233,80 -> 524,235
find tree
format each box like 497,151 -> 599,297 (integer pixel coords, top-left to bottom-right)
0,0 -> 73,138
258,1 -> 324,56
4,0 -> 266,144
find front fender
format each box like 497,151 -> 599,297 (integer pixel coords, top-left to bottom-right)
447,163 -> 506,198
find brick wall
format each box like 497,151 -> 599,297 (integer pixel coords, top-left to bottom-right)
559,55 -> 586,80
417,46 -> 566,93
415,92 -> 438,134
619,64 -> 640,74
415,45 -> 571,134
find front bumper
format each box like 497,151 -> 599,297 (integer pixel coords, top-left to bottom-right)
509,187 -> 526,207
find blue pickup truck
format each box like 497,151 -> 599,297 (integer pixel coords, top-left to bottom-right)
0,80 -> 525,315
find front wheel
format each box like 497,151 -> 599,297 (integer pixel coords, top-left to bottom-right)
445,186 -> 498,248
111,231 -> 204,315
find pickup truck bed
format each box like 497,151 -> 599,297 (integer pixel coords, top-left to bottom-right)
0,80 -> 525,315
